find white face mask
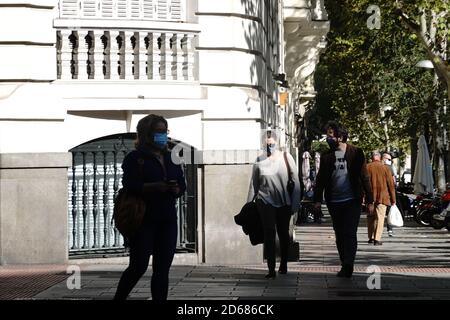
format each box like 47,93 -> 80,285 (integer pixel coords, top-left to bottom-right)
384,159 -> 392,166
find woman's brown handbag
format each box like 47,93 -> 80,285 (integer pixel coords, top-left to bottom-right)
112,158 -> 146,238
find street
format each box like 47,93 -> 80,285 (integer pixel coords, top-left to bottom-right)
1,208 -> 450,300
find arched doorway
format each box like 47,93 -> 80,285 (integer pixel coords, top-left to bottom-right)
68,133 -> 197,258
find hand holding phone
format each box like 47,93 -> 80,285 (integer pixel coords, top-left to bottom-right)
167,180 -> 180,194
167,180 -> 178,186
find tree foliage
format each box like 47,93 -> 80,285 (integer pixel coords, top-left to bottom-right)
314,0 -> 449,163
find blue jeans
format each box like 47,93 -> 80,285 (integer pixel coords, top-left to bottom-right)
114,221 -> 177,300
327,199 -> 361,267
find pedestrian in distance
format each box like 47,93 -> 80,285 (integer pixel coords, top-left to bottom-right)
313,121 -> 374,278
114,114 -> 186,300
248,129 -> 301,278
382,152 -> 397,237
367,151 -> 396,245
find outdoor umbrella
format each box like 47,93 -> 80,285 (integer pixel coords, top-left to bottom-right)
314,152 -> 321,176
412,135 -> 434,195
302,151 -> 312,193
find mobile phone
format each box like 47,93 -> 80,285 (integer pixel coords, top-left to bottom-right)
167,180 -> 178,186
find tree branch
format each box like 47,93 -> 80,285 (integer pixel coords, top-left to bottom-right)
359,86 -> 383,141
395,8 -> 450,101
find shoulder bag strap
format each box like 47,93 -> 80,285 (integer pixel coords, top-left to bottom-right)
283,152 -> 293,181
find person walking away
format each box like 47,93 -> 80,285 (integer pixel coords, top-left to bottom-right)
114,114 -> 186,300
382,152 -> 397,237
248,129 -> 301,278
367,151 -> 396,245
313,121 -> 374,278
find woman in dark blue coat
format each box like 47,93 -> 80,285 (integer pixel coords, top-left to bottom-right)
114,114 -> 186,300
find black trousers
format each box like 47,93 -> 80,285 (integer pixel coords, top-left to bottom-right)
256,199 -> 291,272
327,199 -> 361,267
114,221 -> 177,300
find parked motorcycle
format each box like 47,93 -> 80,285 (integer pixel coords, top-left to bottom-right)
430,189 -> 450,230
445,210 -> 450,232
413,193 -> 436,226
396,182 -> 418,219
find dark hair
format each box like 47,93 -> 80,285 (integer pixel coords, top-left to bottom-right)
135,114 -> 168,148
266,129 -> 278,140
324,121 -> 348,143
260,128 -> 279,147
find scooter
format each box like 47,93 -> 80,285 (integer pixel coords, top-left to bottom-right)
445,210 -> 450,232
430,189 -> 450,229
413,193 -> 435,226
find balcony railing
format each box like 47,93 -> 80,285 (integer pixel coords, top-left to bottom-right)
56,29 -> 197,81
58,0 -> 186,22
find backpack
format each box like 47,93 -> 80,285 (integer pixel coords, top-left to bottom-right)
112,158 -> 146,238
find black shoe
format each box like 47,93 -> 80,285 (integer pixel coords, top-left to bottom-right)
336,265 -> 353,278
374,240 -> 383,246
265,271 -> 276,279
278,265 -> 287,274
368,239 -> 374,244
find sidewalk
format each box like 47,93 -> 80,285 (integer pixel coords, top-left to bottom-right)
1,211 -> 450,300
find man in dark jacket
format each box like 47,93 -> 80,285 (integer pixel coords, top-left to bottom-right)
313,121 -> 374,278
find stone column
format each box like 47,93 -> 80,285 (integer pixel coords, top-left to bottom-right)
151,32 -> 161,80
60,29 -> 74,80
0,153 -> 72,264
160,33 -> 172,80
77,30 -> 89,80
93,30 -> 105,80
109,30 -> 120,80
202,161 -> 263,265
183,34 -> 196,81
124,31 -> 135,80
139,32 -> 149,80
171,33 -> 184,80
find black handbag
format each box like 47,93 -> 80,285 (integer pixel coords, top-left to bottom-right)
284,152 -> 295,199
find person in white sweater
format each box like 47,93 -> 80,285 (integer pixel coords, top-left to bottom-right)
247,129 -> 301,278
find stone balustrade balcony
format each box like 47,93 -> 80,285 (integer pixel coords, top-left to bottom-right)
56,28 -> 197,81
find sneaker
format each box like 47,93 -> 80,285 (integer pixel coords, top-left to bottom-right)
388,230 -> 394,237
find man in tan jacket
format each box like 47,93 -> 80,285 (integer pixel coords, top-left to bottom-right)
367,151 -> 396,245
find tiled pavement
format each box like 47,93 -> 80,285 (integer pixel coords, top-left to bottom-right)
2,210 -> 450,300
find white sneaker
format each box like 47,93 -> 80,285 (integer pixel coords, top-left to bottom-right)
388,230 -> 394,237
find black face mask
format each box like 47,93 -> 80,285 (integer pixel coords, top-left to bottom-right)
326,137 -> 338,151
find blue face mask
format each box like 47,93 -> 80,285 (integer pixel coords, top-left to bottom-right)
153,133 -> 168,149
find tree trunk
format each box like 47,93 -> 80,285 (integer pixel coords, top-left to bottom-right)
437,150 -> 446,192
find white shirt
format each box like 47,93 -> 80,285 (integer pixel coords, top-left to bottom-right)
247,151 -> 301,212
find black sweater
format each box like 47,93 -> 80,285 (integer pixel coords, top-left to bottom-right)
121,148 -> 186,223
